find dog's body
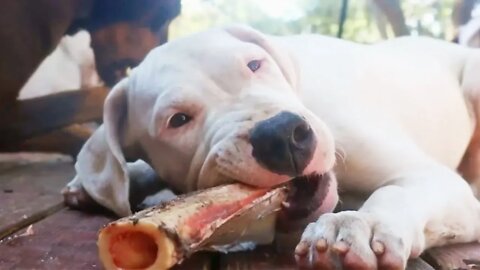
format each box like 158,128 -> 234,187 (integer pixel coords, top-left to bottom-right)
280,35 -> 472,187
64,26 -> 480,269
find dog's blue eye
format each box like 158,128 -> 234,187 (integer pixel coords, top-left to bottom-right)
247,60 -> 261,72
168,113 -> 192,128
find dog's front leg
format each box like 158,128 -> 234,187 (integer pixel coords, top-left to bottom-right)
296,165 -> 480,269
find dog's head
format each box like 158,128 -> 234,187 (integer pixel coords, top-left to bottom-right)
76,25 -> 338,217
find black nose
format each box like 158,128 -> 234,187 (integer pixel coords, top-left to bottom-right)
249,111 -> 317,176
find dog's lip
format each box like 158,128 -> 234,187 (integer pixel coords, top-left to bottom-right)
226,170 -> 330,191
265,171 -> 331,190
284,172 -> 332,214
275,172 -> 334,231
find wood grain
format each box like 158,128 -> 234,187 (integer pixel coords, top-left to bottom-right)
219,246 -> 433,270
407,258 -> 435,270
0,209 -> 211,270
220,246 -> 296,270
0,161 -> 74,239
0,158 -> 476,270
0,209 -> 112,269
423,243 -> 480,270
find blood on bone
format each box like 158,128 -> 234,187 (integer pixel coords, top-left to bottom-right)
184,189 -> 268,241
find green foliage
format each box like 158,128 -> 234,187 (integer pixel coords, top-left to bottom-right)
169,0 -> 458,43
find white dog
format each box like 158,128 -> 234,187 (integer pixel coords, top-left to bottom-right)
63,25 -> 480,269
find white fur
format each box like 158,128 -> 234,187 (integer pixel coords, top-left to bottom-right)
64,25 -> 480,268
19,30 -> 100,99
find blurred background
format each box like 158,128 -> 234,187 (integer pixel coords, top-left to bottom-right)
23,0 -> 480,99
170,0 -> 478,43
16,0 -> 480,99
2,0 -> 480,158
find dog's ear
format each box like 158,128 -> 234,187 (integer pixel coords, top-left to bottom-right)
73,78 -> 133,216
224,24 -> 299,90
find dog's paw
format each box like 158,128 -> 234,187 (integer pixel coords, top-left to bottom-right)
61,184 -> 100,211
295,211 -> 408,270
134,189 -> 177,211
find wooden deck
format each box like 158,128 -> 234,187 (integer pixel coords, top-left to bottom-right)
0,155 -> 479,270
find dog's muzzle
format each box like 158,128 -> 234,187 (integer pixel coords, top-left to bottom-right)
249,111 -> 317,176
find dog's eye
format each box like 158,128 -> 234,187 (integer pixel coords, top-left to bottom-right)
247,60 -> 261,72
168,113 -> 192,128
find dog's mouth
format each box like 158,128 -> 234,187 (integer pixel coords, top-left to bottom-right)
284,173 -> 333,217
276,172 -> 337,232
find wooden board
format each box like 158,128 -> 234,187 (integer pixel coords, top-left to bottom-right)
0,161 -> 74,238
423,243 -> 480,270
219,246 -> 433,270
0,209 -> 211,270
219,246 -> 296,270
0,209 -> 110,269
0,157 -> 476,270
3,124 -> 96,156
0,86 -> 109,145
407,258 -> 435,270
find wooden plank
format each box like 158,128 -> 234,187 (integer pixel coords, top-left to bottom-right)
0,153 -> 72,171
0,209 -> 109,269
423,243 -> 480,270
0,86 -> 108,145
1,124 -> 96,157
0,161 -> 74,239
176,253 -> 213,270
0,209 -> 211,269
407,258 -> 435,270
219,246 -> 433,270
219,246 -> 296,270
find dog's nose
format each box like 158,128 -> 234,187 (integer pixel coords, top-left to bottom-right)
249,111 -> 316,176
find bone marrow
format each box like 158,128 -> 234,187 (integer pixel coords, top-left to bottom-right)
98,184 -> 287,270
109,230 -> 158,269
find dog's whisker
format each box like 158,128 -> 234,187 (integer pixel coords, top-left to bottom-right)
335,150 -> 346,166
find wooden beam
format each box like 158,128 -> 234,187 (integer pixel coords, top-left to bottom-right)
0,86 -> 108,147
1,124 -> 96,157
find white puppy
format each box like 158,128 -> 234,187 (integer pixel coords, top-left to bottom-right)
63,25 -> 480,269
